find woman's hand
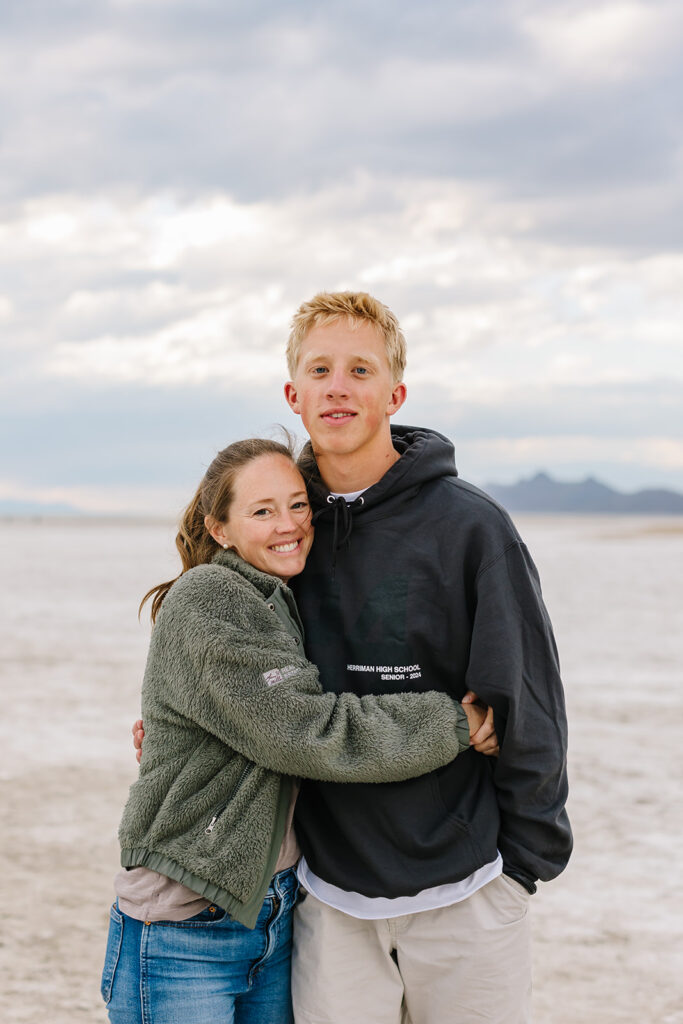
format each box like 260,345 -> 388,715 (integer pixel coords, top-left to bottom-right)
462,691 -> 499,757
132,718 -> 145,763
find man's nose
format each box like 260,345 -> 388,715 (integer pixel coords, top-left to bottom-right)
325,369 -> 349,397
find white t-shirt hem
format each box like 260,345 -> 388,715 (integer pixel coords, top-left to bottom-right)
297,852 -> 503,920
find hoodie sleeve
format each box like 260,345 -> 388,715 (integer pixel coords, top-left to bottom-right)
153,568 -> 471,784
464,541 -> 572,887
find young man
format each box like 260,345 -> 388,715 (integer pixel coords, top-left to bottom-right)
282,291 -> 572,1024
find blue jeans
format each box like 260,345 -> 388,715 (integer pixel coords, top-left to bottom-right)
101,868 -> 299,1024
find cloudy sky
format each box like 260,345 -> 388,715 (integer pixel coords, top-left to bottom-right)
2,0 -> 682,514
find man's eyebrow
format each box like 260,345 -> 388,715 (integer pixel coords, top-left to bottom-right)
302,351 -> 378,366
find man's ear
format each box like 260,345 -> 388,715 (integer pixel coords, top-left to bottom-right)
386,382 -> 407,417
284,381 -> 301,415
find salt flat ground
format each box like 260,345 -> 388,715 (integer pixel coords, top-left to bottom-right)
0,515 -> 681,1023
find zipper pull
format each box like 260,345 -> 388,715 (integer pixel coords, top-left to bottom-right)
205,816 -> 218,835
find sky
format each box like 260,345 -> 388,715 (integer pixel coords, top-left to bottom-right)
1,0 -> 683,515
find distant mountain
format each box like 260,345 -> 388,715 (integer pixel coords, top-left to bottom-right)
484,472 -> 683,514
0,498 -> 85,517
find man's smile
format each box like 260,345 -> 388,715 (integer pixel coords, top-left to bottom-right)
321,409 -> 357,423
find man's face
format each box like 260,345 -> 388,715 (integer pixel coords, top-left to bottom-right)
284,320 -> 406,460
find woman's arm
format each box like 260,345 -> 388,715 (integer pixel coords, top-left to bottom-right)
144,567 -> 493,784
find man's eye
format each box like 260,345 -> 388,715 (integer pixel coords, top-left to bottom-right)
353,366 -> 369,375
311,366 -> 328,375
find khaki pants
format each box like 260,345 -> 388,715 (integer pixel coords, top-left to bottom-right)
292,874 -> 532,1024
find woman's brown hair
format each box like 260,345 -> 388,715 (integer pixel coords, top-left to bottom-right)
140,437 -> 297,623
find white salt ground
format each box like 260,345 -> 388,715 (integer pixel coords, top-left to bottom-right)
0,515 -> 681,1023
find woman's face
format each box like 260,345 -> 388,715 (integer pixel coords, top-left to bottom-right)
213,454 -> 313,582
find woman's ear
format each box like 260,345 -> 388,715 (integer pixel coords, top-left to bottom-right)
204,515 -> 231,549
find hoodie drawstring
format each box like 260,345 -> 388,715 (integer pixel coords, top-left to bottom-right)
312,495 -> 364,576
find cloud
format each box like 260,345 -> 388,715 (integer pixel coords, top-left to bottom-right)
1,1 -> 682,251
520,1 -> 682,83
3,174 -> 682,399
3,179 -> 681,396
1,1 -> 683,509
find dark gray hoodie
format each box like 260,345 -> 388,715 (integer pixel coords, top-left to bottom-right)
293,424 -> 572,896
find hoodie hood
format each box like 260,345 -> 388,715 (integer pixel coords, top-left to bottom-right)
297,425 -> 459,572
299,424 -> 459,517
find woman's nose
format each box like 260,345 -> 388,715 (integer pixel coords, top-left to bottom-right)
275,509 -> 297,531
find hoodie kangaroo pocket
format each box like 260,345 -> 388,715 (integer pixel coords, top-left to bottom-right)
430,773 -> 486,865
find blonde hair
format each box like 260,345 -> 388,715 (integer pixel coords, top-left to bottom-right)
286,291 -> 406,383
140,438 -> 296,623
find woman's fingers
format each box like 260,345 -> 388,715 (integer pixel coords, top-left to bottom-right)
132,719 -> 145,763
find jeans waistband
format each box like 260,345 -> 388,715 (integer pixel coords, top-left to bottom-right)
269,866 -> 299,902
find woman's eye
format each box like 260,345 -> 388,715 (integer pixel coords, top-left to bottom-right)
292,501 -> 309,512
253,508 -> 271,517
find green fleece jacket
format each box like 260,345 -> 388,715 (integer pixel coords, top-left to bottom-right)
119,549 -> 470,928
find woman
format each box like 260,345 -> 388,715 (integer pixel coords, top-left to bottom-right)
102,438 -> 496,1024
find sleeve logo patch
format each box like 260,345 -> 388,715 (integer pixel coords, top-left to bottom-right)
262,665 -> 298,687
